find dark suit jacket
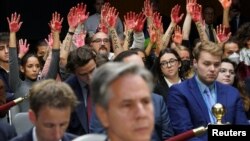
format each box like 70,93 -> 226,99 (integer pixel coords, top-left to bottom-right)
167,76 -> 249,141
10,128 -> 76,141
0,121 -> 17,140
65,75 -> 89,135
154,76 -> 170,100
90,93 -> 174,141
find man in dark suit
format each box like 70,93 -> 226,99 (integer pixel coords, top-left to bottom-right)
90,62 -> 155,141
65,46 -> 97,135
167,41 -> 249,141
103,50 -> 174,141
10,79 -> 78,141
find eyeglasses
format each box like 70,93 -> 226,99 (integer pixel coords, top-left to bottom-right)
92,38 -> 109,43
219,68 -> 235,75
160,59 -> 178,68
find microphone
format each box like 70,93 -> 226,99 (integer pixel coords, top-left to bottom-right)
0,95 -> 29,111
166,126 -> 207,141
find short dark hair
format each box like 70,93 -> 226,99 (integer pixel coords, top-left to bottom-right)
66,46 -> 96,73
113,50 -> 138,62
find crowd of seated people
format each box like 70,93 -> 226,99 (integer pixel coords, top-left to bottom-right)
0,0 -> 250,141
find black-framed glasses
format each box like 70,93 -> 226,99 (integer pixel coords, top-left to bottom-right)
160,59 -> 178,68
92,38 -> 110,43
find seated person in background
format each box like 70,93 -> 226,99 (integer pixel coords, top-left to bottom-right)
10,79 -> 78,141
91,62 -> 155,141
167,41 -> 249,141
0,78 -> 17,140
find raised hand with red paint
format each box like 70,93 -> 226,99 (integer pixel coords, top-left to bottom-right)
18,39 -> 29,58
7,12 -> 22,33
45,33 -> 53,48
67,7 -> 79,29
153,12 -> 162,29
49,12 -> 63,32
143,0 -> 153,17
106,7 -> 119,28
124,11 -> 136,31
101,2 -> 110,23
76,3 -> 89,24
190,4 -> 202,22
134,12 -> 146,33
216,24 -> 231,43
172,25 -> 183,46
73,31 -> 86,48
186,0 -> 197,14
171,4 -> 184,24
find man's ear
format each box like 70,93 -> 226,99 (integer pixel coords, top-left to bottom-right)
95,105 -> 109,128
28,109 -> 36,125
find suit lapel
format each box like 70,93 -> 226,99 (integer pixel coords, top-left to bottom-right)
188,77 -> 211,122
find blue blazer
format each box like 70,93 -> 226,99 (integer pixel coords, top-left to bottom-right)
65,75 -> 89,135
90,93 -> 174,141
167,76 -> 249,141
10,128 -> 76,141
0,121 -> 17,140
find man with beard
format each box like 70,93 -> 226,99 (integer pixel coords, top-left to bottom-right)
90,31 -> 114,60
167,41 -> 249,141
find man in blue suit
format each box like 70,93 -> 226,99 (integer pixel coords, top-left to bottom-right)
10,79 -> 78,141
167,41 -> 249,141
94,50 -> 173,141
65,46 -> 97,135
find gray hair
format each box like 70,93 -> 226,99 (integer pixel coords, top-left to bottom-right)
91,62 -> 154,109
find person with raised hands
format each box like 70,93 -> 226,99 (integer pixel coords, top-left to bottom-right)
161,4 -> 184,49
189,3 -> 209,43
84,0 -> 123,38
123,12 -> 146,51
104,6 -> 124,57
182,0 -> 196,48
18,39 -> 29,59
60,3 -> 89,69
215,24 -> 232,47
7,12 -> 61,112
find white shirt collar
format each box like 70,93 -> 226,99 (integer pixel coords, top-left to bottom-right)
32,127 -> 62,141
164,77 -> 181,87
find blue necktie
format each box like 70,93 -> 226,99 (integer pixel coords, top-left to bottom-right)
204,88 -> 216,123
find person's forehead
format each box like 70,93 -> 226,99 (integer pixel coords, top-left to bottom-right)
93,32 -> 109,39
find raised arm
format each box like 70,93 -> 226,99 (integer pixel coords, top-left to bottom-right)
60,3 -> 89,68
106,7 -> 123,56
182,0 -> 197,40
190,4 -> 209,42
131,13 -> 146,49
219,0 -> 231,29
123,11 -> 136,51
44,12 -> 63,79
162,4 -> 184,48
7,12 -> 23,91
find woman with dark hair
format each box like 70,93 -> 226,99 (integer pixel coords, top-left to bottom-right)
217,58 -> 250,119
151,48 -> 183,100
